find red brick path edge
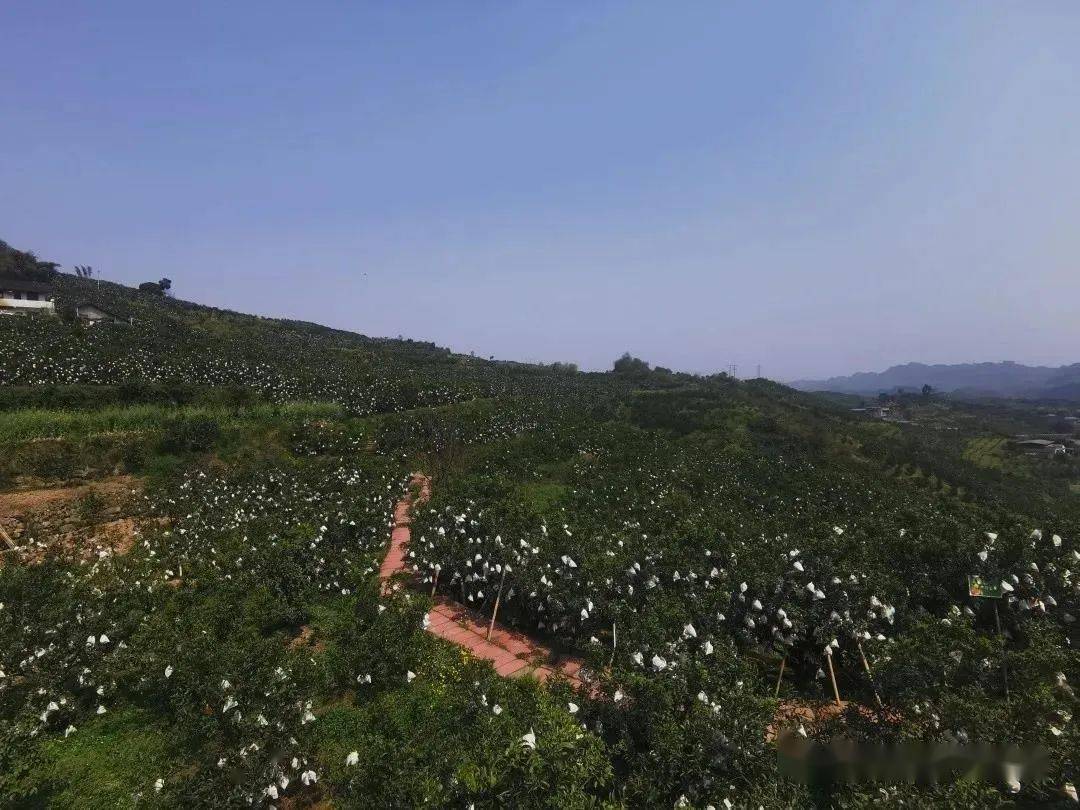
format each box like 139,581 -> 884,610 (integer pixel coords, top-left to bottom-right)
380,473 -> 589,689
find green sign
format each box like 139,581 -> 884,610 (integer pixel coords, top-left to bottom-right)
968,575 -> 1002,599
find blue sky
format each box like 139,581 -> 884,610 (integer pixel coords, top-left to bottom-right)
3,2 -> 1078,379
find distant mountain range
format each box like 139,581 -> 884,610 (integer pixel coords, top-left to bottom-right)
790,362 -> 1080,400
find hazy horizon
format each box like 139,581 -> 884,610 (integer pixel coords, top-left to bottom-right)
3,2 -> 1078,380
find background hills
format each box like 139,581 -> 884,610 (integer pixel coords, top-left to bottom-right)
792,361 -> 1080,401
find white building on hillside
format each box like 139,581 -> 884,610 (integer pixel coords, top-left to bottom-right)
0,277 -> 55,316
74,302 -> 121,324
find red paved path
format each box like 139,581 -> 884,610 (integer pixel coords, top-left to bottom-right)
380,473 -> 587,688
378,472 -> 430,585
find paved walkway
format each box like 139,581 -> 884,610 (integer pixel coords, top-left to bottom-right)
380,473 -> 587,689
378,472 -> 430,585
425,598 -> 585,685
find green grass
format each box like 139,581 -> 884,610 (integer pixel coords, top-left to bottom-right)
515,481 -> 570,511
24,709 -> 175,808
962,436 -> 1007,470
0,401 -> 343,443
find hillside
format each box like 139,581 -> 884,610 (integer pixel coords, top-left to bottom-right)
792,361 -> 1080,400
1,240 -> 1078,808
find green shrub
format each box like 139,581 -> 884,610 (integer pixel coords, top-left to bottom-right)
12,438 -> 78,479
76,490 -> 107,522
158,416 -> 221,454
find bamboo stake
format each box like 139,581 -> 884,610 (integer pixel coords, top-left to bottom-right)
825,650 -> 842,706
857,641 -> 883,708
486,569 -> 507,641
609,621 -> 617,668
774,655 -> 787,698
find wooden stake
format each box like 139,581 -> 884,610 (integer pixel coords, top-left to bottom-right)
0,524 -> 16,551
774,655 -> 787,698
486,569 -> 507,641
430,568 -> 440,596
825,650 -> 842,706
609,621 -> 617,668
857,641 -> 883,708
993,602 -> 1010,705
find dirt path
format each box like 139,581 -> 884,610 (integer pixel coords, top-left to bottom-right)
380,472 -> 588,689
0,475 -> 138,516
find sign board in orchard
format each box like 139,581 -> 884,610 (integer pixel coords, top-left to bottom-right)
967,575 -> 1003,599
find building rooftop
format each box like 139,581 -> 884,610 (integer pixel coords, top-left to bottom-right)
0,276 -> 54,294
75,301 -> 122,319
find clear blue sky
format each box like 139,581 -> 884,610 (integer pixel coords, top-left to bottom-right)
3,2 -> 1078,379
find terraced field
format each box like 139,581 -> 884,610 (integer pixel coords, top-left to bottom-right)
1,244 -> 1078,807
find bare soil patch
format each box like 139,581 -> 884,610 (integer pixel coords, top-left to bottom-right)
767,699 -> 902,742
0,475 -> 145,563
288,625 -> 327,654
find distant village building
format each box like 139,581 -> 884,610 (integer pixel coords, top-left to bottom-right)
74,302 -> 120,325
0,277 -> 123,324
0,277 -> 56,316
1012,438 -> 1068,457
851,405 -> 893,419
